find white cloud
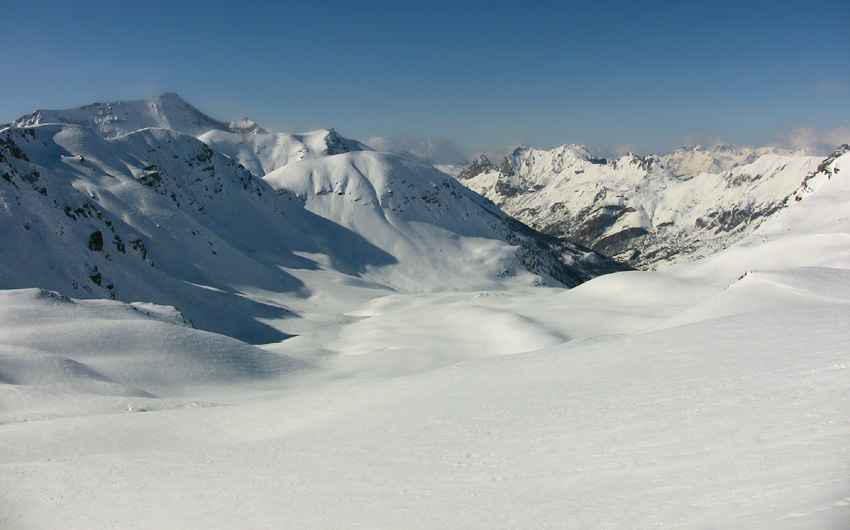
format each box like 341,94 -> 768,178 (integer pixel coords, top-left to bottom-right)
365,136 -> 469,164
773,126 -> 850,155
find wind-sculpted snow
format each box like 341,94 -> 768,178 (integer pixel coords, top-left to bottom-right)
0,288 -> 302,422
460,144 -> 823,268
2,283 -> 848,528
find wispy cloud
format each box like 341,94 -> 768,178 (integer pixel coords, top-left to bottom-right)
812,80 -> 846,94
366,136 -> 469,165
774,125 -> 850,155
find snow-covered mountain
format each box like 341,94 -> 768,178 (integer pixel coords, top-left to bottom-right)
3,92 -> 266,137
263,149 -> 626,291
0,96 -> 624,344
0,123 -> 345,343
458,144 -> 823,268
199,127 -> 372,178
659,143 -> 804,178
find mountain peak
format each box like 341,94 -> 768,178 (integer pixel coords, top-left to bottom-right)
457,154 -> 495,180
155,91 -> 184,101
228,117 -> 265,134
7,93 -> 265,138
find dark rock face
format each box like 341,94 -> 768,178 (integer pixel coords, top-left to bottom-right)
502,218 -> 631,287
498,156 -> 515,177
88,231 -> 104,252
495,180 -> 521,198
457,155 -> 495,180
595,227 -> 649,249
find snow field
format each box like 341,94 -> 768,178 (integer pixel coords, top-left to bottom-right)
0,289 -> 302,423
2,303 -> 847,529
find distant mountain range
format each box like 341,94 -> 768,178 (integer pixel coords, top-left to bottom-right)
455,143 -> 826,268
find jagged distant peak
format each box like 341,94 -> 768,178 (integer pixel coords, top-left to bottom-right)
674,143 -> 741,154
457,143 -> 614,183
323,128 -> 356,153
7,92 -> 266,138
676,144 -> 702,152
812,143 -> 850,178
667,142 -> 807,159
711,143 -> 742,154
507,143 -> 606,164
660,143 -> 764,177
457,154 -> 495,180
551,143 -> 595,158
610,152 -> 660,171
295,127 -> 372,156
228,117 -> 264,134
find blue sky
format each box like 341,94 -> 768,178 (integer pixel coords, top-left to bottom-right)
3,0 -> 848,158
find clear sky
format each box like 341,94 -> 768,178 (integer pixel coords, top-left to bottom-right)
2,0 -> 848,158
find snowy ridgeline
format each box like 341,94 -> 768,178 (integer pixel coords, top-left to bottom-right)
0,95 -> 628,337
457,144 -> 825,268
1,95 -> 849,529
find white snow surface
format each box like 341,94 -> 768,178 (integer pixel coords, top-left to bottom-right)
1,98 -> 849,528
262,150 -> 544,292
6,93 -> 261,138
199,127 -> 371,177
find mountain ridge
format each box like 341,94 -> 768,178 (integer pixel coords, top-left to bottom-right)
4,92 -> 266,138
457,143 -> 824,268
1,95 -> 626,344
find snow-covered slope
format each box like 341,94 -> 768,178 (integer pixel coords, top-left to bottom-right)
659,143 -> 804,177
199,127 -> 371,177
459,144 -> 823,268
0,122 -> 400,342
676,144 -> 850,282
4,92 -> 265,137
264,150 -> 626,291
5,92 -> 373,178
0,96 -> 624,345
0,288 -> 301,422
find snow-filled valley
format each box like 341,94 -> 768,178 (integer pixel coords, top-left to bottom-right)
1,95 -> 848,529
